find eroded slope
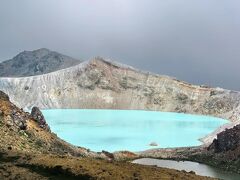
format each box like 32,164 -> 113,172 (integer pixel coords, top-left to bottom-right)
0,58 -> 239,123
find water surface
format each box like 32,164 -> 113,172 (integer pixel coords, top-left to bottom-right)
42,109 -> 228,152
132,158 -> 240,180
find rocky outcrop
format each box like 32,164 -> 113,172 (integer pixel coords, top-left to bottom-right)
0,57 -> 239,122
0,48 -> 81,77
31,106 -> 50,131
208,124 -> 240,153
202,125 -> 240,173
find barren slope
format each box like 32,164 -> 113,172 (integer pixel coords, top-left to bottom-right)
0,57 -> 239,122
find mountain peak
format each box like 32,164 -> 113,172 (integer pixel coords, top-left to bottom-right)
35,48 -> 50,52
32,48 -> 51,54
14,48 -> 51,60
0,49 -> 81,77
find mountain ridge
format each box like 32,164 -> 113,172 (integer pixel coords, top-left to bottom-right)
0,48 -> 81,77
0,56 -> 239,125
0,49 -> 240,175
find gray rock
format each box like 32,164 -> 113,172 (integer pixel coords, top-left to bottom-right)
0,48 -> 81,77
208,124 -> 240,153
31,107 -> 50,131
149,142 -> 158,146
31,107 -> 46,124
5,115 -> 14,127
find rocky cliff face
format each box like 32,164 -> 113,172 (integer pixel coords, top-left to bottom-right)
0,48 -> 81,77
202,124 -> 240,173
209,124 -> 240,153
30,106 -> 50,131
0,57 -> 239,122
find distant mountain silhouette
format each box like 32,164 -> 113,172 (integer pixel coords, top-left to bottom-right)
0,48 -> 81,77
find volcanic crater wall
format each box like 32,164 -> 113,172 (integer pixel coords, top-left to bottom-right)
0,58 -> 239,122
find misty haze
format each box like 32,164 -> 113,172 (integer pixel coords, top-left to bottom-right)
1,0 -> 240,90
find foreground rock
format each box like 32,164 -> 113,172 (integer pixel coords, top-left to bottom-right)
31,106 -> 50,131
203,124 -> 240,173
209,124 -> 240,153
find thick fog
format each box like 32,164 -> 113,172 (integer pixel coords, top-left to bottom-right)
0,0 -> 240,90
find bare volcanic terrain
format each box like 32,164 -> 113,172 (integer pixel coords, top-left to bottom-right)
1,51 -> 240,149
0,57 -> 239,123
0,48 -> 81,77
1,49 -> 240,176
0,91 -> 213,180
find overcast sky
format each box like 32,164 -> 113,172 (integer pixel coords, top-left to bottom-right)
0,0 -> 240,90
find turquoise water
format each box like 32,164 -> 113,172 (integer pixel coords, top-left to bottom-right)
42,109 -> 228,152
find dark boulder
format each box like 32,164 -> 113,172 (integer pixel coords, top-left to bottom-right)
31,107 -> 50,131
208,124 -> 240,153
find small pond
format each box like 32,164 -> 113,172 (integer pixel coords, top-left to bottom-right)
133,158 -> 240,180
